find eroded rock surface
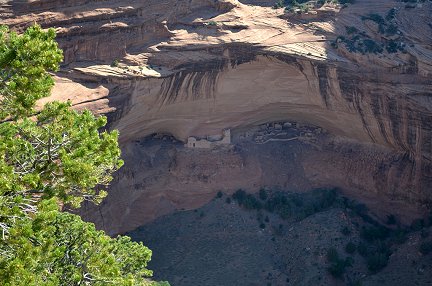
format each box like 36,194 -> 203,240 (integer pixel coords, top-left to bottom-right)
2,0 -> 432,234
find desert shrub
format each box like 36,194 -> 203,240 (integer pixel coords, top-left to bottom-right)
374,241 -> 392,256
411,219 -> 425,231
259,189 -> 268,201
361,14 -> 386,34
361,225 -> 390,242
391,228 -> 408,244
232,190 -> 263,210
216,191 -> 223,199
345,242 -> 356,254
232,189 -> 247,204
357,242 -> 369,257
385,24 -> 398,36
427,211 -> 432,227
273,0 -> 286,9
419,241 -> 432,255
282,0 -> 320,13
386,214 -> 397,225
350,202 -> 368,217
367,253 -> 389,273
342,197 -> 356,209
358,241 -> 391,273
110,59 -> 119,67
243,194 -> 262,210
316,188 -> 338,209
327,0 -> 354,4
362,39 -> 383,54
264,193 -> 288,212
290,194 -> 304,207
327,247 -> 339,263
326,248 -> 353,278
341,226 -> 352,236
361,14 -> 385,25
328,260 -> 347,278
278,204 -> 292,219
346,26 -> 358,34
334,11 -> 404,55
272,189 -> 338,220
303,204 -> 316,217
385,8 -> 396,21
225,197 -> 232,204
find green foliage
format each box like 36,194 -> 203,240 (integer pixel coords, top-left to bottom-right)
410,218 -> 425,231
357,242 -> 369,257
360,225 -> 389,242
385,24 -> 398,36
243,195 -> 262,210
206,21 -> 217,26
345,26 -> 358,35
358,228 -> 391,273
273,0 -> 286,9
332,10 -> 406,55
232,188 -> 339,222
232,189 -> 262,210
419,241 -> 432,255
0,101 -> 123,207
264,189 -> 337,220
386,214 -> 397,225
259,189 -> 268,201
0,25 -> 168,286
326,248 -> 353,278
111,59 -> 119,67
345,242 -> 356,254
326,247 -> 339,263
276,0 -> 354,13
360,11 -> 401,37
366,253 -> 388,273
361,14 -> 385,26
385,8 -> 396,21
363,39 -> 384,54
0,199 -> 161,285
391,228 -> 408,244
341,226 -> 351,236
0,25 -> 63,120
232,189 -> 246,202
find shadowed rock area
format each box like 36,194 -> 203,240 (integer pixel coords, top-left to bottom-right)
128,190 -> 432,286
2,1 -> 432,279
82,124 -> 426,235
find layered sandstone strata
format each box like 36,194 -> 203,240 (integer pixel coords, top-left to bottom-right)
1,0 -> 431,233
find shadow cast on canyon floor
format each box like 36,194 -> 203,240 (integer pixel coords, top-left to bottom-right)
128,188 -> 432,286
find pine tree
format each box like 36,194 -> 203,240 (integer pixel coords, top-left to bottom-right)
0,24 -> 169,286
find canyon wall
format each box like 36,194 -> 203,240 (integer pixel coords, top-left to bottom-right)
1,0 -> 432,233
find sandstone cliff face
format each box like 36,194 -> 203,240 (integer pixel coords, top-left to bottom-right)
1,0 -> 431,234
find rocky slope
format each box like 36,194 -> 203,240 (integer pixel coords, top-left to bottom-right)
1,0 -> 432,234
128,191 -> 432,286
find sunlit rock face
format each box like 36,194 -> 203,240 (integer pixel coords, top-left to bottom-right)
2,0 -> 432,234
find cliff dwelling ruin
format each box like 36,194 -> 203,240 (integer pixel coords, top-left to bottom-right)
185,129 -> 231,149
